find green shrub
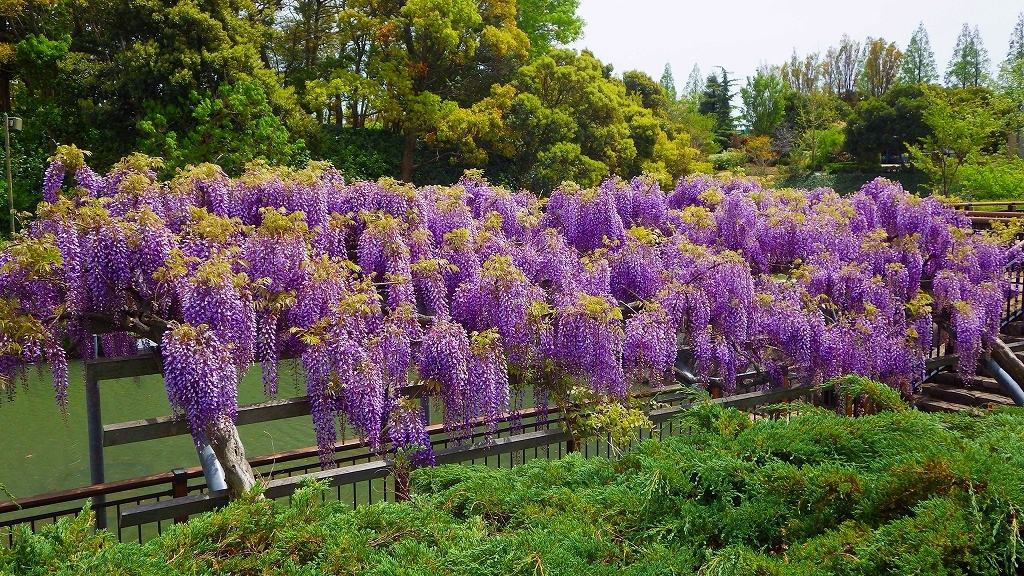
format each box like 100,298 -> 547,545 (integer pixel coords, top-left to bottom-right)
4,405 -> 1024,575
958,157 -> 1024,201
709,149 -> 748,171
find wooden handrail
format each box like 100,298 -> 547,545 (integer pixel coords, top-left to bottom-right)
964,210 -> 1023,218
954,201 -> 1020,208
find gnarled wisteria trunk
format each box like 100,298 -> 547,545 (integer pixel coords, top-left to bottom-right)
206,416 -> 257,499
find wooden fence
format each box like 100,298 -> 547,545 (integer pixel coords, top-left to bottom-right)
0,370 -> 815,545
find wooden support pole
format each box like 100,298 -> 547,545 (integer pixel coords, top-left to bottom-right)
84,371 -> 106,529
171,469 -> 189,524
566,437 -> 579,453
419,394 -> 430,426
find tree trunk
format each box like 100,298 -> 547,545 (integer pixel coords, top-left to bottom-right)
400,128 -> 417,183
0,68 -> 9,114
394,469 -> 410,502
206,415 -> 257,500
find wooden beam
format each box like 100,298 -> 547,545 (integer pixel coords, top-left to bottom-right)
713,384 -> 816,410
0,471 -> 185,515
971,217 -> 1015,227
118,490 -> 229,527
102,385 -> 427,447
85,354 -> 162,382
926,355 -> 958,371
103,397 -> 313,447
964,210 -> 1022,218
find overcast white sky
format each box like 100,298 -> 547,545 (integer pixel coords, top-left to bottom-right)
570,0 -> 1023,86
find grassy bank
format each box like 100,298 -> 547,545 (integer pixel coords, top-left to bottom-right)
4,402 -> 1024,575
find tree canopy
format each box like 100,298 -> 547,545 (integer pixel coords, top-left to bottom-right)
741,68 -> 786,136
844,84 -> 929,162
946,24 -> 991,89
515,0 -> 584,56
900,22 -> 939,85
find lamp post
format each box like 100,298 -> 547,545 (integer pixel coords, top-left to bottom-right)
4,113 -> 21,235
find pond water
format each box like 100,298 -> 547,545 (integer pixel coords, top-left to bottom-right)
0,361 -> 319,500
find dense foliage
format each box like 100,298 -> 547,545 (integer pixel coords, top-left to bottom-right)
4,401 -> 1024,575
6,2 -> 1024,211
0,151 -> 1014,477
1,0 -> 710,214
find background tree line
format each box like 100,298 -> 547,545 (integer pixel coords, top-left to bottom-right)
2,3 -> 1024,221
722,17 -> 1024,198
0,0 -> 720,219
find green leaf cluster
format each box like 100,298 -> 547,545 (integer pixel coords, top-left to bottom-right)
907,88 -> 1000,195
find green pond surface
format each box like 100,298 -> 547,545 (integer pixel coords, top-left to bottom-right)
0,361 -> 319,501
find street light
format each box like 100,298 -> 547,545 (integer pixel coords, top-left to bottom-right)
4,113 -> 22,235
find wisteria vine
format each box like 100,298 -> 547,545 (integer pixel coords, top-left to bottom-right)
0,147 -> 1016,472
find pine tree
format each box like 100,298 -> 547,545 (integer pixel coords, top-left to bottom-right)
1001,13 -> 1024,111
899,22 -> 938,84
699,73 -> 720,116
699,68 -> 735,147
946,24 -> 991,89
684,64 -> 703,100
660,63 -> 677,101
1007,12 -> 1024,63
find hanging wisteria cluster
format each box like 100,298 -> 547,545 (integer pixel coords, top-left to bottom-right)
0,147 -> 1015,470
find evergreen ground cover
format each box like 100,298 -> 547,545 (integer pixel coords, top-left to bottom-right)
3,401 -> 1024,575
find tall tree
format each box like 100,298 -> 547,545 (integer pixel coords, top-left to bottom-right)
900,22 -> 938,85
844,84 -> 929,161
861,38 -> 902,97
683,64 -> 703,100
822,35 -> 862,102
1000,13 -> 1024,89
1000,14 -> 1024,135
272,0 -> 341,96
368,0 -> 529,181
505,50 -> 631,189
796,92 -> 846,172
624,70 -> 669,113
699,69 -> 735,147
741,67 -> 785,136
516,0 -> 584,56
1007,12 -> 1024,63
781,50 -> 820,94
660,63 -> 677,101
7,0 -> 312,177
946,24 -> 991,89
